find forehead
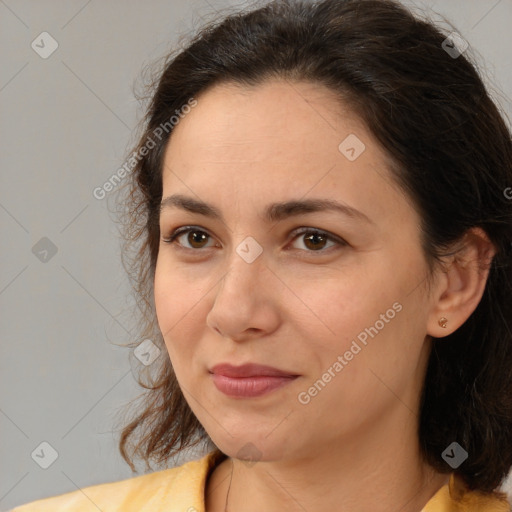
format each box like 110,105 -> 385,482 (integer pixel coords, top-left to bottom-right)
165,79 -> 364,164
160,79 -> 408,224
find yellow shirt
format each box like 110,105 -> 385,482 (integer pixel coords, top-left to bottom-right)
11,450 -> 511,511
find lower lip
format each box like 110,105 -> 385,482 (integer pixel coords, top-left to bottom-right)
211,374 -> 298,398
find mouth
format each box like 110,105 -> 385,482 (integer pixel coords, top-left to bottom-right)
209,363 -> 300,398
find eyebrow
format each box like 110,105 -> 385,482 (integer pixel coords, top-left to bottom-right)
160,194 -> 374,225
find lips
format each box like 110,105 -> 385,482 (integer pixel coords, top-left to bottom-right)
209,363 -> 299,398
209,363 -> 298,378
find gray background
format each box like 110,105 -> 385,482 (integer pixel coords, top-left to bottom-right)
1,0 -> 511,509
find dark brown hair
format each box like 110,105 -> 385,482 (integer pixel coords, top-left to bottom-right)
114,0 -> 512,496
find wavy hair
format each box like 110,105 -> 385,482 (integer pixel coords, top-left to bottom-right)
113,0 -> 512,497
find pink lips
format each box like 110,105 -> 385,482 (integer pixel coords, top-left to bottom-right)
209,363 -> 299,398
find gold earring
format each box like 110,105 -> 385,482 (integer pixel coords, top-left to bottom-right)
438,317 -> 448,328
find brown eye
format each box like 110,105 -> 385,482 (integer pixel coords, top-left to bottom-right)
185,230 -> 210,249
302,232 -> 329,251
162,226 -> 347,254
162,227 -> 215,249
290,228 -> 346,253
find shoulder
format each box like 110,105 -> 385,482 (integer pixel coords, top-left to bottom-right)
10,450 -> 224,512
422,474 -> 511,512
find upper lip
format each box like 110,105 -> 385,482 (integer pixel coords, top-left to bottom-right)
209,363 -> 299,378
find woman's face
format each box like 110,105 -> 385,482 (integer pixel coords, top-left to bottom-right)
154,79 -> 438,462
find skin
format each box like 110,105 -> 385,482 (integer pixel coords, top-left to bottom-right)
154,79 -> 495,511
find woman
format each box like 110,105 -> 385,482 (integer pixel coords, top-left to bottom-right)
13,0 -> 512,510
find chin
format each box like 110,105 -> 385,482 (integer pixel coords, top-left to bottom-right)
208,429 -> 293,463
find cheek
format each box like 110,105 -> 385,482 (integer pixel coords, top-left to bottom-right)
153,262 -> 202,359
294,264 -> 394,346
297,259 -> 421,386
278,275 -> 388,392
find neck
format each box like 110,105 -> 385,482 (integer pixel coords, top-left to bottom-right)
206,408 -> 449,512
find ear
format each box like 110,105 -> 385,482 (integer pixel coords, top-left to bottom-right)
427,227 -> 496,338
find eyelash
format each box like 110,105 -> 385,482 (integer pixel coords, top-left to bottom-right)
161,226 -> 347,255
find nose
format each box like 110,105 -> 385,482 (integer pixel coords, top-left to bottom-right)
206,247 -> 280,342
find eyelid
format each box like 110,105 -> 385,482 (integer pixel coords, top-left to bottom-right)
162,225 -> 218,249
161,225 -> 348,253
288,227 -> 347,251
